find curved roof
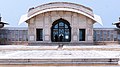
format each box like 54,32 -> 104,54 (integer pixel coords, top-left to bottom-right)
28,2 -> 93,17
19,2 -> 103,26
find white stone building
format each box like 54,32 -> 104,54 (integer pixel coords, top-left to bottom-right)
19,2 -> 102,45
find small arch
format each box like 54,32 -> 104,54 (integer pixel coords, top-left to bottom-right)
52,18 -> 70,25
51,18 -> 71,42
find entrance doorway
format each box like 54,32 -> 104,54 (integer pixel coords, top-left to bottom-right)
79,29 -> 85,41
51,18 -> 71,42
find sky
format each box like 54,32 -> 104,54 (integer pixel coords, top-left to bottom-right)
0,0 -> 120,28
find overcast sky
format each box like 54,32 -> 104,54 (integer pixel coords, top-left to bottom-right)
0,0 -> 120,28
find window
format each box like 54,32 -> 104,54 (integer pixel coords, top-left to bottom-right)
93,30 -> 96,41
103,31 -> 107,41
51,18 -> 71,42
79,29 -> 85,41
113,31 -> 117,41
36,29 -> 43,41
19,30 -> 23,41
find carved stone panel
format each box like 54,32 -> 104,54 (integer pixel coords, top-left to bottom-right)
29,36 -> 34,41
45,36 -> 49,41
35,14 -> 44,27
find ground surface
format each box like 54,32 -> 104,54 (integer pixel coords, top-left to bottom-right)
0,45 -> 120,67
0,50 -> 120,59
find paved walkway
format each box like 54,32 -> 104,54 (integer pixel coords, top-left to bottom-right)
0,50 -> 120,59
0,45 -> 120,50
0,45 -> 120,59
0,45 -> 120,67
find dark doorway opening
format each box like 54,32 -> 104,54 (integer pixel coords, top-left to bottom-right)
79,29 -> 85,41
51,18 -> 71,42
36,29 -> 43,41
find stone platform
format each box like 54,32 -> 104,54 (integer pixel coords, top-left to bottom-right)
0,45 -> 120,67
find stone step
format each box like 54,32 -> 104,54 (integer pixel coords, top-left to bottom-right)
0,58 -> 119,65
0,45 -> 120,51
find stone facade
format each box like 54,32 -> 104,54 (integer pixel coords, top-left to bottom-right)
94,28 -> 120,45
0,27 -> 28,45
1,27 -> 120,45
26,2 -> 96,45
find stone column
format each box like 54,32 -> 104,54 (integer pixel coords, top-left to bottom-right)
44,12 -> 51,42
28,18 -> 35,41
71,13 -> 78,42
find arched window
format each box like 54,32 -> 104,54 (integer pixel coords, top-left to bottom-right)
51,18 -> 71,42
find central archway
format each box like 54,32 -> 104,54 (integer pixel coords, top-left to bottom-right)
51,18 -> 71,42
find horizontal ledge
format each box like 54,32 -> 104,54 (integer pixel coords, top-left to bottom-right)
0,58 -> 118,64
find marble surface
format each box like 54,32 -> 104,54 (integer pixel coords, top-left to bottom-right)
0,45 -> 120,59
0,50 -> 120,59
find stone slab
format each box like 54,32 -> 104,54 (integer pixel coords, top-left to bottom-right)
0,58 -> 118,65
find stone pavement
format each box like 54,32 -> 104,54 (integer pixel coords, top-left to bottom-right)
0,45 -> 120,50
0,45 -> 120,67
0,50 -> 120,59
0,65 -> 120,67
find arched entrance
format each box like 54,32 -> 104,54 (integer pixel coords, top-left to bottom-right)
51,18 -> 71,42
